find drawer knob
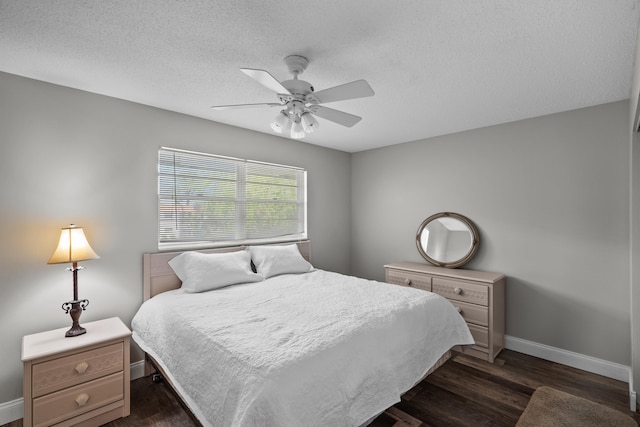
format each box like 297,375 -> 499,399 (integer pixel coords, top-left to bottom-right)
403,278 -> 412,286
75,393 -> 90,407
456,306 -> 463,315
74,361 -> 89,374
454,287 -> 462,295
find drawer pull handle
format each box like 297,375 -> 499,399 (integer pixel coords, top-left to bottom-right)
456,306 -> 463,315
75,393 -> 90,407
454,287 -> 462,295
74,362 -> 89,374
404,278 -> 412,286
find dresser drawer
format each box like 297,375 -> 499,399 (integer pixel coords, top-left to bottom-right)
467,323 -> 489,348
32,342 -> 123,398
385,263 -> 505,363
448,300 -> 489,327
32,371 -> 123,427
385,269 -> 431,291
432,277 -> 488,306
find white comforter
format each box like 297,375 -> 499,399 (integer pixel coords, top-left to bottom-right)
132,269 -> 474,427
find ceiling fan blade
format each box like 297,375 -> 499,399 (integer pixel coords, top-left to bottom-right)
211,102 -> 282,110
312,79 -> 374,104
311,105 -> 362,127
240,68 -> 291,95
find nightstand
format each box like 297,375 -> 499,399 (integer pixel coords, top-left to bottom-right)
21,317 -> 131,427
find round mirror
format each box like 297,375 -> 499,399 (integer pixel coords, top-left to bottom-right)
416,212 -> 479,268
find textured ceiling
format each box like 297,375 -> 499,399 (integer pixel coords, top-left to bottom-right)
1,1 -> 639,152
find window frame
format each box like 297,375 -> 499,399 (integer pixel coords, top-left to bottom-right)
158,147 -> 307,250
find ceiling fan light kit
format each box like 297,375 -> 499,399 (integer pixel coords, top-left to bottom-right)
212,55 -> 375,139
290,119 -> 306,139
270,111 -> 289,134
301,112 -> 318,133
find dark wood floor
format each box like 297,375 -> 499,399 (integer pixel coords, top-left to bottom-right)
5,350 -> 639,427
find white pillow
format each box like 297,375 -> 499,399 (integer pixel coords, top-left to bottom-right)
249,244 -> 313,278
168,249 -> 263,293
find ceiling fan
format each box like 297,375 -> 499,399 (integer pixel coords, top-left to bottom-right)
211,55 -> 375,139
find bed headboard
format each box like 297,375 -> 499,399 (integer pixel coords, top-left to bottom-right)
142,241 -> 311,301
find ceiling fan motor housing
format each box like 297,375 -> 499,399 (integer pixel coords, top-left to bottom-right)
280,78 -> 316,117
282,79 -> 314,96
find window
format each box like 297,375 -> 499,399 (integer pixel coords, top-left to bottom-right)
158,147 -> 307,249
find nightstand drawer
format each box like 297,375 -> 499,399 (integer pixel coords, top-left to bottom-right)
467,323 -> 489,348
32,371 -> 123,427
385,269 -> 431,291
32,342 -> 123,398
448,300 -> 489,327
432,277 -> 488,306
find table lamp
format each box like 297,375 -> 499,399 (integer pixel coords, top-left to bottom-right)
48,224 -> 100,337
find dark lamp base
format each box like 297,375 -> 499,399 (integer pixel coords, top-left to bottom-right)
62,299 -> 90,338
65,324 -> 87,337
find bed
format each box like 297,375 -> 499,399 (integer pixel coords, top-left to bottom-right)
132,241 -> 474,427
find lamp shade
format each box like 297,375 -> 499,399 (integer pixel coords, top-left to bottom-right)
48,225 -> 100,264
301,113 -> 319,134
290,120 -> 306,139
270,111 -> 289,134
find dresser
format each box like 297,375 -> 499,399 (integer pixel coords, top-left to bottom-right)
385,262 -> 505,363
22,317 -> 131,427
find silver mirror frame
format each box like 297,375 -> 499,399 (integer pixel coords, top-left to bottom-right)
416,212 -> 480,268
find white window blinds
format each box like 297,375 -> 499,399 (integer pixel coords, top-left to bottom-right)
158,147 -> 307,249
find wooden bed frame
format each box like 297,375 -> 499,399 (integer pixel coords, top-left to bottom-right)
138,239 -> 450,425
142,240 -> 311,301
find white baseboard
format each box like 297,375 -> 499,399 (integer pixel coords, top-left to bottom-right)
506,336 -> 636,412
505,335 -> 631,382
0,398 -> 23,426
1,342 -> 636,423
0,359 -> 148,425
130,359 -> 146,381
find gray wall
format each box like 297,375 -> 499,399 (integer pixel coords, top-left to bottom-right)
351,101 -> 631,365
0,72 -> 352,403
